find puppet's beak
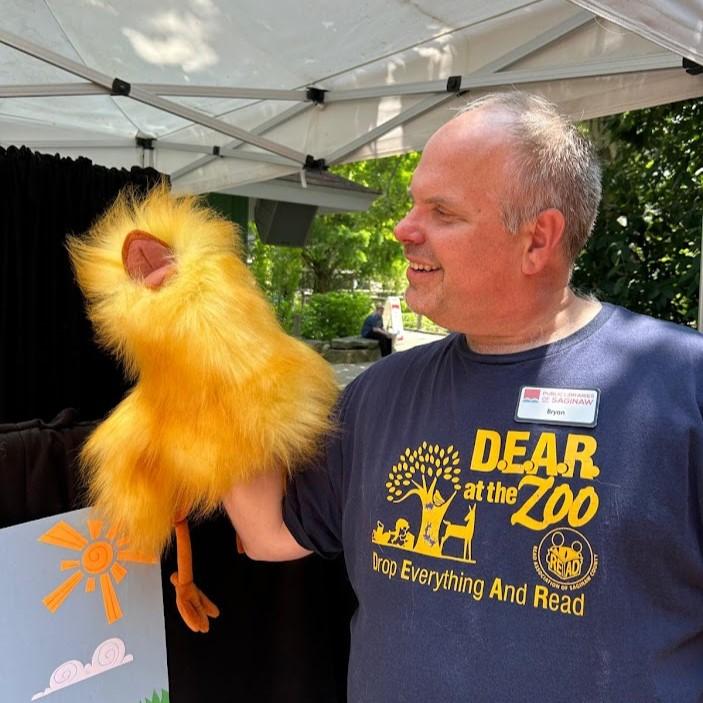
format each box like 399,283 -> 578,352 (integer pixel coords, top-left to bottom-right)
122,229 -> 176,289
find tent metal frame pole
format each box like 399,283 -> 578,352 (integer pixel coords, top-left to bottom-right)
169,102 -> 312,181
0,136 -> 300,164
0,27 -> 308,165
324,54 -> 679,102
106,87 -> 308,164
0,83 -> 107,97
0,83 -> 309,100
158,141 -> 301,167
133,85 -> 307,100
325,92 -> 458,165
464,54 -> 680,88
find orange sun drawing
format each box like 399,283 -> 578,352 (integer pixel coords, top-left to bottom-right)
39,518 -> 157,624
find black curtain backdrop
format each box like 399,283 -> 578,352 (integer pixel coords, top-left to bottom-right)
0,148 -> 355,702
0,145 -> 163,422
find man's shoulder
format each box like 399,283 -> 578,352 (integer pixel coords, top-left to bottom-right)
608,304 -> 703,346
600,304 -> 703,370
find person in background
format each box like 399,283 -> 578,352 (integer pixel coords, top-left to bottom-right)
224,91 -> 703,703
360,303 -> 393,356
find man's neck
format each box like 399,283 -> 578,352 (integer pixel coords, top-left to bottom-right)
465,291 -> 601,355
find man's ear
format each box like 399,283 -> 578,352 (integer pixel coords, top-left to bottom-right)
521,208 -> 566,275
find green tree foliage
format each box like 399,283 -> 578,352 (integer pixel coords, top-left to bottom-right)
302,216 -> 369,293
573,98 -> 703,324
302,153 -> 419,292
300,291 -> 372,340
249,232 -> 304,331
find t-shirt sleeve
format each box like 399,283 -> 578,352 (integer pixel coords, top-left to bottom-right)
283,455 -> 342,559
283,386 -> 356,559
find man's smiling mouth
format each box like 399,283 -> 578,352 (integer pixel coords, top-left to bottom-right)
408,262 -> 440,272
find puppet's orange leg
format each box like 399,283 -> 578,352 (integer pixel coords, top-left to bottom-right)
170,517 -> 220,633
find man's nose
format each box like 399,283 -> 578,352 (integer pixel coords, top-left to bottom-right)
394,208 -> 423,244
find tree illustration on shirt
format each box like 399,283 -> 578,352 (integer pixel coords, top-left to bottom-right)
373,442 -> 464,557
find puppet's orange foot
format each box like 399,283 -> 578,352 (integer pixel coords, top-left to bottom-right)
170,572 -> 220,633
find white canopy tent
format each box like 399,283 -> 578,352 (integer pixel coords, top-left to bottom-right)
1,0 -> 701,195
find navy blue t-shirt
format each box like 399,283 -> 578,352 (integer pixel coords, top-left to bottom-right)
285,304 -> 703,702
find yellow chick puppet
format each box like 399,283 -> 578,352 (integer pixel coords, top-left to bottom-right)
67,183 -> 338,632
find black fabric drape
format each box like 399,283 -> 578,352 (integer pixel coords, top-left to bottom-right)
0,408 -> 91,525
0,147 -> 355,701
0,146 -> 162,422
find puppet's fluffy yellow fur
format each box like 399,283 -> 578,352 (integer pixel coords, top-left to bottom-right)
68,185 -> 338,555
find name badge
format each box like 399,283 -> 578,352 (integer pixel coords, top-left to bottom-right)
515,386 -> 599,428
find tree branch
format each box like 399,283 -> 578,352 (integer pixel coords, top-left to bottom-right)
391,488 -> 425,504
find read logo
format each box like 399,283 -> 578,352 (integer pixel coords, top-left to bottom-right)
533,527 -> 598,591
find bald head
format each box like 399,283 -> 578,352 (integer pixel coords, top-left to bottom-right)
429,107 -> 515,161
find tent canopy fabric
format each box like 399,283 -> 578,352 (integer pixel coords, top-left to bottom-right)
569,0 -> 703,65
1,0 -> 701,194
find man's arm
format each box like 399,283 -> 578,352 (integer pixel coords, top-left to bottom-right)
222,469 -> 311,562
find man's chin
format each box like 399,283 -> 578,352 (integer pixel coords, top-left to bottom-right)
405,290 -> 434,319
406,292 -> 451,329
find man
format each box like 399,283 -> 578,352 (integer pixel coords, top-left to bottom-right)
361,303 -> 393,356
225,92 -> 703,701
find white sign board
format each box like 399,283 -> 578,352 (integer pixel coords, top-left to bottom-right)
385,296 -> 404,341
